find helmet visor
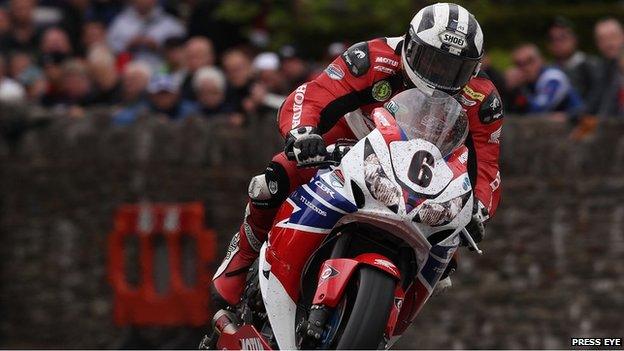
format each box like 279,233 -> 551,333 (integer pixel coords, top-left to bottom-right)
405,37 -> 480,93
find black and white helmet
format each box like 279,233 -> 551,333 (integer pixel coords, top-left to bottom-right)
402,3 -> 484,96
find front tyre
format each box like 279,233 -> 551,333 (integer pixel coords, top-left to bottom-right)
335,267 -> 396,349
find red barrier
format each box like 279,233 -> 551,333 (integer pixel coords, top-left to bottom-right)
108,202 -> 217,327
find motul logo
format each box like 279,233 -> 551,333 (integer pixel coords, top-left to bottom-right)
240,337 -> 264,350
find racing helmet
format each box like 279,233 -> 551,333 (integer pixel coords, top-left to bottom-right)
402,3 -> 484,96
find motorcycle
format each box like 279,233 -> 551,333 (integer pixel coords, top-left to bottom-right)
204,88 -> 483,350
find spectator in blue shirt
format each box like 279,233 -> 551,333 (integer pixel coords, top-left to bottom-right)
507,43 -> 583,118
113,73 -> 197,125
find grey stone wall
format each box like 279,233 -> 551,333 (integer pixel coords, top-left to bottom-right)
0,107 -> 622,349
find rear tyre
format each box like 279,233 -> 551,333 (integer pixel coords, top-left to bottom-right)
335,267 -> 395,350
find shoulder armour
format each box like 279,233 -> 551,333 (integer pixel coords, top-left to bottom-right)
341,41 -> 371,77
478,90 -> 504,124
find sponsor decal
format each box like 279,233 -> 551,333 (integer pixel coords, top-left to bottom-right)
291,84 -> 308,128
373,65 -> 395,74
375,56 -> 399,67
439,31 -> 467,49
353,48 -> 366,59
300,194 -> 327,217
490,171 -> 501,191
330,169 -> 345,188
319,265 -> 340,283
462,85 -> 485,102
394,297 -> 404,310
268,180 -> 278,194
325,63 -> 345,80
240,337 -> 264,350
489,126 -> 502,144
314,180 -> 335,198
374,258 -> 398,274
458,149 -> 468,164
384,100 -> 399,115
462,176 -> 471,191
459,94 -> 477,107
372,80 -> 392,102
243,220 -> 262,252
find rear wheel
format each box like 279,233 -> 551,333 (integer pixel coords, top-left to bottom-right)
333,267 -> 395,349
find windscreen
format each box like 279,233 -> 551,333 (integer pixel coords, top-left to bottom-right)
385,88 -> 468,157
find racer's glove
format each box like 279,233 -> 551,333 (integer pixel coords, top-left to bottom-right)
462,200 -> 489,248
285,126 -> 327,167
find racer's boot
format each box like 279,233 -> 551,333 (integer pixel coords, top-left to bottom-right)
212,203 -> 277,307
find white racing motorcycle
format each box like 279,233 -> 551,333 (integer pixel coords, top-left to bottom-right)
206,88 -> 482,350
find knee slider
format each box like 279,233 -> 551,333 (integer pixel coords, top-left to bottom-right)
248,161 -> 290,208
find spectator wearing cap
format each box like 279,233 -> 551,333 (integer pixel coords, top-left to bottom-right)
193,66 -> 236,118
280,44 -> 311,92
87,45 -> 122,105
506,43 -> 583,118
107,0 -> 185,66
222,49 -> 254,114
590,18 -> 624,117
114,73 -> 197,125
180,37 -> 215,100
548,18 -> 601,111
247,52 -> 287,113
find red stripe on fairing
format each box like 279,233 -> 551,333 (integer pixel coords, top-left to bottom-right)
446,145 -> 469,180
372,108 -> 405,144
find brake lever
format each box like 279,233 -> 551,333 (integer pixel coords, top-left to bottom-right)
461,228 -> 483,255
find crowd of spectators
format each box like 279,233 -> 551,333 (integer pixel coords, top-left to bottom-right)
1,0 -> 624,127
504,17 -> 624,122
0,0 -> 326,126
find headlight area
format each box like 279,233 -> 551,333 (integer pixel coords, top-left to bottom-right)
364,153 -> 402,209
413,191 -> 471,226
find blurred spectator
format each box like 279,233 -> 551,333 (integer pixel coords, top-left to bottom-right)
114,73 -> 197,125
193,66 -> 235,117
507,43 -> 583,118
120,60 -> 151,105
279,45 -> 311,91
41,59 -> 94,117
222,48 -> 254,113
40,51 -> 71,106
82,20 -> 108,52
0,55 -> 26,104
548,17 -> 601,109
107,0 -> 185,66
252,52 -> 287,95
0,8 -> 10,37
180,36 -> 215,100
40,27 -> 73,56
480,52 -> 507,103
162,36 -> 187,84
87,45 -> 121,105
9,50 -> 45,100
1,0 -> 40,53
590,18 -> 624,117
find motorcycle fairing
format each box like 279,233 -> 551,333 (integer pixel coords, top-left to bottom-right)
217,324 -> 273,350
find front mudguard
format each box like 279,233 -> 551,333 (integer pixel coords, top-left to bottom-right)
312,253 -> 402,308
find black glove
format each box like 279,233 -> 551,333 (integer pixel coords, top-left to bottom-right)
462,200 -> 489,248
285,126 -> 327,167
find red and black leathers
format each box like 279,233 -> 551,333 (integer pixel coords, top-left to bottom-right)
212,36 -> 503,306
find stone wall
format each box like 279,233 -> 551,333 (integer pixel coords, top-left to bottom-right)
0,106 -> 622,349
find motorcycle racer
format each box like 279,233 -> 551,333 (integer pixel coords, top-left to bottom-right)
212,2 -> 503,308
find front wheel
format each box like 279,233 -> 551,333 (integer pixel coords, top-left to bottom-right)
333,267 -> 395,349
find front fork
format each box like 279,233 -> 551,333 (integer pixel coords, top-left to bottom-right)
298,233 -> 404,347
